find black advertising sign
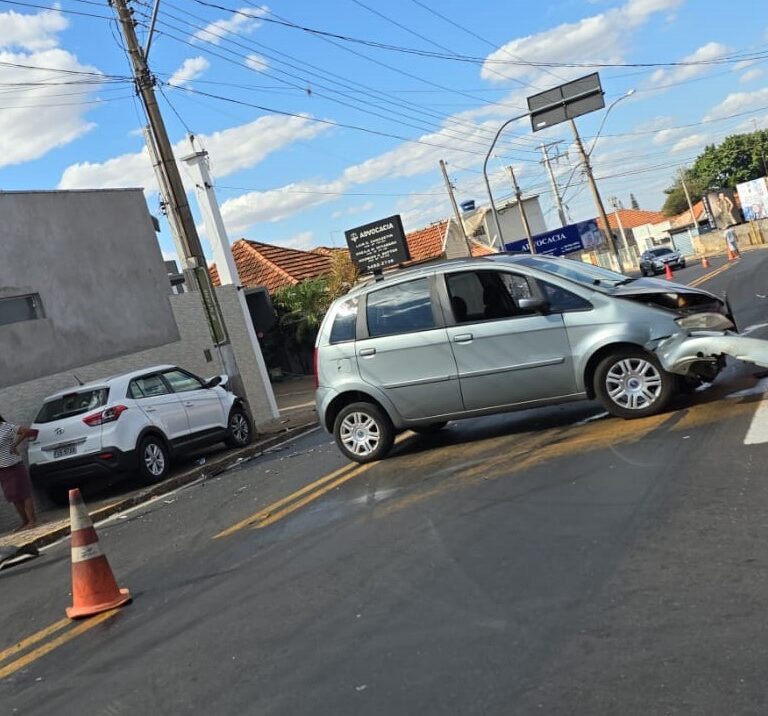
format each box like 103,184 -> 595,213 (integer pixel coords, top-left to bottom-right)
345,214 -> 410,273
527,72 -> 605,132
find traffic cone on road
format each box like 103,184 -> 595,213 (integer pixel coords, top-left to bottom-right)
701,255 -> 710,269
66,488 -> 131,619
664,263 -> 674,280
727,246 -> 736,261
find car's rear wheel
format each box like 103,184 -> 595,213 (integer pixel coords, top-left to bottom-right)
412,421 -> 448,435
225,406 -> 253,448
334,402 -> 394,463
137,435 -> 170,484
594,348 -> 675,419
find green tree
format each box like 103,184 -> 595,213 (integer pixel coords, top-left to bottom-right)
272,277 -> 332,349
629,193 -> 640,210
692,131 -> 768,188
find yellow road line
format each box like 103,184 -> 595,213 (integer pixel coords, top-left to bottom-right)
214,432 -> 413,538
0,610 -> 118,680
689,261 -> 733,287
0,618 -> 70,665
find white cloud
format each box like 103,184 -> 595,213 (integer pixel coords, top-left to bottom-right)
480,0 -> 682,84
0,6 -> 67,51
704,87 -> 768,120
671,133 -> 708,154
0,6 -> 101,169
279,230 -> 315,250
733,59 -> 757,71
192,5 -> 268,45
245,53 -> 269,72
59,114 -> 330,191
648,42 -> 729,87
740,68 -> 764,84
168,56 -> 210,87
331,201 -> 374,219
652,126 -> 687,145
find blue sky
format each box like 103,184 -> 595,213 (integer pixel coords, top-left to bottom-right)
1,0 -> 767,262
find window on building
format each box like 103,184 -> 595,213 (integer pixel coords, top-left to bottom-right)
366,278 -> 435,337
0,293 -> 44,327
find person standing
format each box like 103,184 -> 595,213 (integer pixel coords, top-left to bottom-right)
0,414 -> 37,532
724,225 -> 741,259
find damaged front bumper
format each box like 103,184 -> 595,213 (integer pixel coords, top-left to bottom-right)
653,331 -> 768,375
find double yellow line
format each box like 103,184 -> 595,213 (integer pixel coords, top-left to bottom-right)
214,432 -> 413,539
0,610 -> 118,680
689,261 -> 734,287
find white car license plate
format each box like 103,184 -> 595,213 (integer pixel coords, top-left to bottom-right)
53,444 -> 77,459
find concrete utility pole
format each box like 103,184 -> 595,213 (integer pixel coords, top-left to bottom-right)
507,165 -> 535,252
679,169 -> 698,231
111,0 -> 226,343
540,142 -> 568,228
569,119 -> 624,272
439,159 -> 473,257
182,141 -> 279,418
609,196 -> 629,253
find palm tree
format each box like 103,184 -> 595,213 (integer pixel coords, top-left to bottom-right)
273,277 -> 332,350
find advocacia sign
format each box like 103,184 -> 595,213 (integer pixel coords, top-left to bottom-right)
345,214 -> 410,273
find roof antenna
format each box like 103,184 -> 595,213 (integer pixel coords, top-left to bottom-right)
72,374 -> 84,386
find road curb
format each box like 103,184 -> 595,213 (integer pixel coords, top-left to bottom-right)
5,421 -> 319,553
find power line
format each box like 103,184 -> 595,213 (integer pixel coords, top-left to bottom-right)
0,0 -> 112,19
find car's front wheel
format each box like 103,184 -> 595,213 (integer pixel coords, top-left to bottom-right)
137,434 -> 170,484
225,406 -> 253,448
334,402 -> 395,463
594,349 -> 675,419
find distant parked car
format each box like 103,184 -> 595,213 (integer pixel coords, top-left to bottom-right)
28,365 -> 252,503
639,247 -> 686,276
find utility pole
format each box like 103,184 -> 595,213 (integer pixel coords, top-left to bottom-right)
111,0 -> 225,340
540,142 -> 568,228
678,168 -> 698,252
439,159 -> 473,257
609,196 -> 629,253
570,119 -> 624,272
507,165 -> 535,252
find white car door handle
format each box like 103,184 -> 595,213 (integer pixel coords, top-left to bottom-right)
359,347 -> 376,357
183,402 -> 194,407
453,333 -> 474,343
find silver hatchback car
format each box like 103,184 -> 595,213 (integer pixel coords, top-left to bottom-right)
315,254 -> 740,463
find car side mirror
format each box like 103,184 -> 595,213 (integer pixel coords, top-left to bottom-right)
518,297 -> 549,313
205,375 -> 223,389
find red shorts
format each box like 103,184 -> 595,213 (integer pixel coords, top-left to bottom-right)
0,462 -> 33,503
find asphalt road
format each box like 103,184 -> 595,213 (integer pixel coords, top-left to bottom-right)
3,251 -> 768,715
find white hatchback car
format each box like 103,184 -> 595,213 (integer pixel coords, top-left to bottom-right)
28,365 -> 252,502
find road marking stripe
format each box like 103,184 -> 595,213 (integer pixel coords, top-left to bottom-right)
689,262 -> 733,287
0,610 -> 118,680
214,432 -> 413,538
744,397 -> 768,445
0,619 -> 70,665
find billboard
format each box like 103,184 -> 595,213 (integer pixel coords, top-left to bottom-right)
704,189 -> 743,229
736,177 -> 768,221
504,219 -> 604,256
345,214 -> 410,274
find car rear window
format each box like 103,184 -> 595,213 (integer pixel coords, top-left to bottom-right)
35,388 -> 109,423
330,297 -> 359,343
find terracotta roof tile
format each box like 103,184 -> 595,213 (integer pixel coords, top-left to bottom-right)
470,241 -> 496,257
404,221 -> 448,262
669,200 -> 705,228
209,239 -> 333,294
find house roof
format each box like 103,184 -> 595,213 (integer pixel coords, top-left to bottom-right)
597,208 -> 667,231
404,220 -> 449,262
470,241 -> 496,257
669,200 -> 706,229
210,239 -> 333,294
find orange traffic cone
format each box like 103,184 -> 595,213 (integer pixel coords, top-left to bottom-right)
664,263 -> 674,280
701,255 -> 710,269
66,488 -> 131,619
727,246 -> 736,261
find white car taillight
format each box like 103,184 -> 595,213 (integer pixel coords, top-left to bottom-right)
83,405 -> 128,427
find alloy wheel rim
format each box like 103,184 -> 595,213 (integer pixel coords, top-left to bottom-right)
231,413 -> 249,443
606,358 -> 662,410
144,443 -> 165,476
339,412 -> 380,457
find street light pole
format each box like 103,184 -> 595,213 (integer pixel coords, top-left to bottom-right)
587,89 -> 635,157
507,165 -> 535,252
483,112 -> 530,250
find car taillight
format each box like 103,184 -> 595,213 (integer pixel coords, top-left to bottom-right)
83,405 -> 128,426
313,348 -> 319,389
27,429 -> 39,442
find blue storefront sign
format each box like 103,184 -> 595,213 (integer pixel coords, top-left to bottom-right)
504,219 -> 603,256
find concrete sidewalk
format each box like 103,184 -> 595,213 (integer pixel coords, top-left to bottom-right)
0,375 -> 318,543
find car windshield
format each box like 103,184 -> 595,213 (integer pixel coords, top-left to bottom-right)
651,248 -> 673,256
512,255 -> 627,287
35,388 -> 109,423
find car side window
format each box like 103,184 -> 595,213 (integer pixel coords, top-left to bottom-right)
163,369 -> 204,393
366,278 -> 435,337
129,374 -> 169,398
330,297 -> 358,344
446,270 -> 537,323
538,280 -> 592,312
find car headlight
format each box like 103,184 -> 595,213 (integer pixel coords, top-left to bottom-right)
675,313 -> 734,331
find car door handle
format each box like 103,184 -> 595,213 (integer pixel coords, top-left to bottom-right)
144,407 -> 156,413
183,402 -> 194,408
453,333 -> 474,343
359,347 -> 376,357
